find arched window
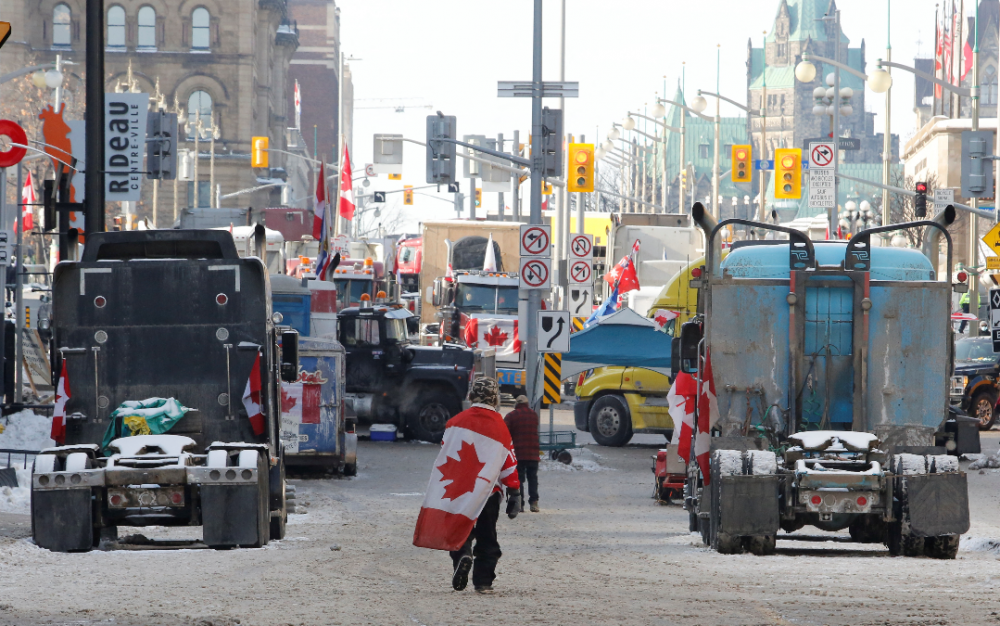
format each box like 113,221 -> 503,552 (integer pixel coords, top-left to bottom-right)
107,5 -> 125,48
985,66 -> 998,106
192,7 -> 210,50
187,90 -> 213,130
138,6 -> 156,50
52,4 -> 71,46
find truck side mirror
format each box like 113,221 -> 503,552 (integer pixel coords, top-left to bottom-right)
280,330 -> 299,382
678,321 -> 702,374
432,278 -> 443,307
671,337 -> 681,374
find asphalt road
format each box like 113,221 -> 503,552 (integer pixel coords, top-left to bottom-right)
0,412 -> 998,626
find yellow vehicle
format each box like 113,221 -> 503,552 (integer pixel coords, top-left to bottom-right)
571,256 -> 711,446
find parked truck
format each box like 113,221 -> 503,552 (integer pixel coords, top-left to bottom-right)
677,204 -> 977,558
32,229 -> 295,552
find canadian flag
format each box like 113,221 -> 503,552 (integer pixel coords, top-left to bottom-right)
413,411 -> 513,551
694,351 -> 720,484
338,144 -> 356,221
463,318 -> 520,362
51,361 -> 70,444
651,308 -> 679,333
242,353 -> 265,436
668,371 -> 698,463
21,171 -> 36,232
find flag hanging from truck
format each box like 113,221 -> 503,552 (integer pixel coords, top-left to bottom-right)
694,351 -> 720,484
50,360 -> 70,444
669,371 -> 697,462
243,353 -> 265,436
463,318 -> 521,360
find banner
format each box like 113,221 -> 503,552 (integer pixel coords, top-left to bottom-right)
105,93 -> 150,203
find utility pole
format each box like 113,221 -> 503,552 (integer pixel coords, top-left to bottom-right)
712,45 -> 721,219
679,63 -> 686,213
526,0 -> 544,409
85,0 -> 106,234
557,0 -> 568,304
498,132 -> 505,220
969,1 -> 981,336
831,12 -> 841,237
578,134 -> 585,234
512,130 -> 521,222
759,33 -> 767,222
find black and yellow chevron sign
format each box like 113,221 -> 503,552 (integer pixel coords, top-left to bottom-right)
571,317 -> 585,333
542,353 -> 561,406
0,23 -> 10,50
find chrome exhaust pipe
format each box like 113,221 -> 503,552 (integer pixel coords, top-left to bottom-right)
691,202 -> 720,273
920,204 -> 956,277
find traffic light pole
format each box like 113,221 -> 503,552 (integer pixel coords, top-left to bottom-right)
526,0 -> 544,409
85,0 -> 105,235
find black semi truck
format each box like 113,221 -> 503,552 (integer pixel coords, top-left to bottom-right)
32,229 -> 296,551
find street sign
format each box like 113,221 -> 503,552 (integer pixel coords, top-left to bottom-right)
984,222 -> 1000,256
568,259 -> 592,285
808,169 -> 836,209
809,142 -> 836,169
569,233 -> 593,259
373,191 -> 386,203
519,224 -> 551,257
567,286 -> 592,317
497,81 -> 580,98
447,182 -> 460,193
991,288 -> 1000,352
0,22 -> 11,50
374,133 -> 403,175
519,257 -> 551,290
988,256 -> 1000,271
105,92 -> 150,203
933,188 -> 955,206
537,311 -> 571,353
365,163 -> 375,177
803,137 -> 860,151
754,159 -> 773,171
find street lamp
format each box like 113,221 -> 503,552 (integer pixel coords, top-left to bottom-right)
622,115 -> 636,131
658,96 -> 712,214
608,127 -> 621,141
693,87 -> 758,220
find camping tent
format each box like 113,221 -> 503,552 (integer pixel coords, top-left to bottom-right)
561,308 -> 673,381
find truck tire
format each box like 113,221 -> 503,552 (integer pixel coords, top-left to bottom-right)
342,463 -> 358,477
744,535 -> 776,556
848,516 -> 886,544
709,451 -> 743,554
588,395 -> 633,447
406,389 -> 461,443
924,535 -> 960,559
969,389 -> 997,430
269,458 -> 287,541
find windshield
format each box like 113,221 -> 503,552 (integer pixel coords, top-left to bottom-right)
455,284 -> 518,315
341,317 -> 380,347
335,279 -> 372,308
385,318 -> 407,343
956,338 -> 998,362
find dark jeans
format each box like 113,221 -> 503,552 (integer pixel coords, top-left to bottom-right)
960,302 -> 970,333
517,460 -> 539,504
450,492 -> 502,588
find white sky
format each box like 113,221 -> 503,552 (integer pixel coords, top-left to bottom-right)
337,0 -> 968,232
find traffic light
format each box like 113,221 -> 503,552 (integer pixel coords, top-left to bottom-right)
251,136 -> 269,168
146,111 -> 178,180
774,148 -> 802,199
961,130 -> 994,198
426,113 -> 457,184
567,143 -> 595,192
542,182 -> 553,195
541,107 -> 563,176
680,169 -> 687,193
732,144 -> 752,183
475,188 -> 482,207
389,173 -> 402,181
403,185 -> 414,205
915,181 -> 928,217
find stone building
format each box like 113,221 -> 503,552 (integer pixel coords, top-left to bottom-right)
0,0 -> 317,226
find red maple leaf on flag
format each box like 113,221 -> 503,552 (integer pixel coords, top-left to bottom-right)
437,441 -> 486,500
281,386 -> 299,413
483,325 -> 509,347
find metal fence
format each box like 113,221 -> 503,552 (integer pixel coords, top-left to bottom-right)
0,448 -> 40,470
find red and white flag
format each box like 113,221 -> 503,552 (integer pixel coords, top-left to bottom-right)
694,351 -> 721,483
21,171 -> 36,232
604,255 -> 640,294
652,308 -> 679,333
463,318 -> 521,361
312,162 -> 327,241
51,361 -> 70,444
413,407 -> 517,551
669,371 -> 698,463
338,145 -> 356,221
243,353 -> 265,436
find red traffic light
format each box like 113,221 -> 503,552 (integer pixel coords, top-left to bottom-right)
957,271 -> 969,283
915,182 -> 928,193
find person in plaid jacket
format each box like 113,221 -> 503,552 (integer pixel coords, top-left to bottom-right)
504,395 -> 541,512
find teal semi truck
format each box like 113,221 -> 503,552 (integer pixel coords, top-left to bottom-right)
676,203 -> 977,558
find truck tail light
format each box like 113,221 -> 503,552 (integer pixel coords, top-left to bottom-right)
110,494 -> 123,506
856,496 -> 868,506
171,491 -> 184,504
810,495 -> 822,505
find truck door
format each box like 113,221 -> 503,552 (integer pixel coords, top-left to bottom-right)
341,315 -> 383,392
801,286 -> 855,428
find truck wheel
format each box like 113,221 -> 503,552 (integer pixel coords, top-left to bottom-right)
406,390 -> 460,443
709,451 -> 744,555
588,396 -> 633,447
848,516 -> 886,543
342,463 -> 358,477
924,535 -> 960,559
239,450 -> 269,548
969,390 -> 997,430
744,535 -> 776,556
269,459 -> 287,541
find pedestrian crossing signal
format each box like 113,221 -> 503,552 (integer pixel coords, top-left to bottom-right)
774,148 -> 801,199
732,144 -> 752,183
567,143 -> 595,192
403,185 -> 413,205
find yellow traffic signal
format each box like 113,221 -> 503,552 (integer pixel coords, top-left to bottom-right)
732,144 -> 752,183
403,185 -> 413,205
680,169 -> 687,192
542,182 -> 552,195
475,188 -> 482,207
389,173 -> 402,180
567,143 -> 595,192
251,137 -> 269,168
774,148 -> 801,199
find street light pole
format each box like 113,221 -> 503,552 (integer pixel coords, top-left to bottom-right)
882,0 -> 892,233
712,45 -> 721,219
526,0 -> 544,408
85,0 -> 106,235
760,31 -> 767,222
680,62 -> 686,213
970,1 -> 981,336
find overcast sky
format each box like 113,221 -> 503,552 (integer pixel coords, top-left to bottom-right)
337,0 -> 966,232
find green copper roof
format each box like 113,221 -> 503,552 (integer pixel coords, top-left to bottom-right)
765,0 -> 850,44
749,46 -> 865,92
749,65 -> 797,90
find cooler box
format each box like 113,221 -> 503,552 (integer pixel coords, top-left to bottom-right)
370,424 -> 397,442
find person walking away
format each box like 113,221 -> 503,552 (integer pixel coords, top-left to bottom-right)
412,377 -> 521,594
505,395 -> 540,512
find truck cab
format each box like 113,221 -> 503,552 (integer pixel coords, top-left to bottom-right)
331,257 -> 386,309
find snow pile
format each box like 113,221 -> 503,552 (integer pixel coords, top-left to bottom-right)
748,450 -> 777,475
0,409 -> 54,451
960,537 -> 1000,555
540,447 -> 612,472
0,468 -> 32,515
969,450 -> 1000,470
714,450 -> 743,476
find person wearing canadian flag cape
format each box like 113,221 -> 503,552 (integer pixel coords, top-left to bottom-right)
413,377 -> 521,594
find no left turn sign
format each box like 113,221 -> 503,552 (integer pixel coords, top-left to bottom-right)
519,257 -> 551,290
519,224 -> 551,257
569,259 -> 592,284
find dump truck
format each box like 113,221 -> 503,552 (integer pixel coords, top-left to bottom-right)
32,229 -> 295,552
677,203 -> 977,558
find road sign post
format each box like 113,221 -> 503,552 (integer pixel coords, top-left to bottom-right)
808,142 -> 836,211
991,288 -> 1000,352
519,224 -> 551,257
537,311 -> 570,353
519,257 -> 551,290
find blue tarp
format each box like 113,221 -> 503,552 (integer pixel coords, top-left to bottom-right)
562,308 -> 672,379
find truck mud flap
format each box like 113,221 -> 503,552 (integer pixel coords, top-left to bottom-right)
905,473 -> 970,537
33,490 -> 93,552
201,484 -> 263,547
719,475 -> 779,536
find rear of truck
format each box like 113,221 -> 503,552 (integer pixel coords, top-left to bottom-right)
32,230 -> 291,552
683,209 -> 971,558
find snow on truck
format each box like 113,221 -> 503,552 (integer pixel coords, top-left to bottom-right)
33,230 -> 296,552
677,203 -> 977,558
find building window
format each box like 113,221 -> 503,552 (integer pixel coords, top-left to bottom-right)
698,144 -> 709,159
187,90 -> 213,131
188,181 -> 211,208
107,6 -> 125,48
192,7 -> 210,50
985,66 -> 998,106
53,4 -> 71,46
138,6 -> 156,50
776,43 -> 786,57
